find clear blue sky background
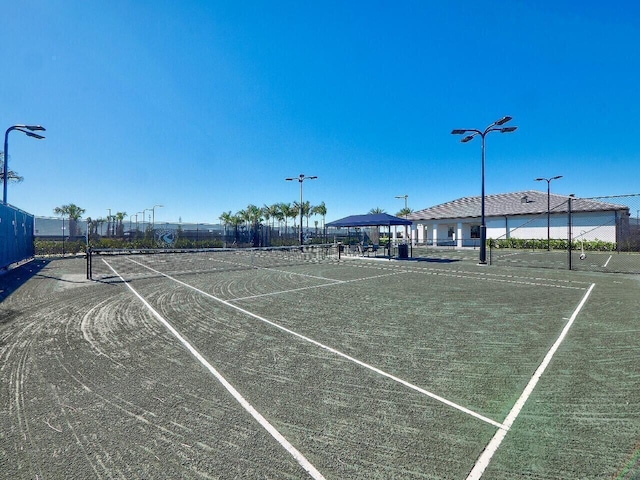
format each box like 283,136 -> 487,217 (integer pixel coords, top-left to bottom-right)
3,1 -> 639,224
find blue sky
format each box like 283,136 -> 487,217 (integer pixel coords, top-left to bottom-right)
3,1 -> 639,224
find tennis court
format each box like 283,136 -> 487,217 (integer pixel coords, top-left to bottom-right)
1,249 -> 638,479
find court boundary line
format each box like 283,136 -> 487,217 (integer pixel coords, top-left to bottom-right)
466,282 -> 596,480
124,257 -> 505,429
102,259 -> 326,480
231,270 -> 406,301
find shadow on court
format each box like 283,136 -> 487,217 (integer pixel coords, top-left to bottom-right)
0,259 -> 49,303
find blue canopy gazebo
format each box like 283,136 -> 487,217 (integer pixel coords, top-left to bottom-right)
326,213 -> 412,258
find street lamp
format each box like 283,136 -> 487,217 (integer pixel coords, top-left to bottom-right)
535,175 -> 563,251
3,125 -> 46,204
141,209 -> 149,233
286,174 -> 317,245
395,194 -> 409,244
452,116 -> 517,264
151,204 -> 163,230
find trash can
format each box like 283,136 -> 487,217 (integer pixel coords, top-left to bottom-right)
398,243 -> 409,258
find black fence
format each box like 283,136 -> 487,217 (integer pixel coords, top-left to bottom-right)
1,203 -> 34,270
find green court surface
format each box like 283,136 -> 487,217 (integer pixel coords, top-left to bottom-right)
1,253 -> 638,479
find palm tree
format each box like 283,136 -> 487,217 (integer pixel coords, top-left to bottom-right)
115,212 -> 127,237
396,207 -> 413,218
53,203 -> 86,237
302,200 -> 312,230
264,203 -> 280,231
290,203 -> 300,237
0,153 -> 24,184
312,202 -> 327,240
369,207 -> 386,214
219,211 -> 233,240
279,203 -> 293,236
396,207 -> 413,243
230,213 -> 243,244
242,204 -> 262,246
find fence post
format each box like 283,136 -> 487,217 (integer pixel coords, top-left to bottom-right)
86,247 -> 92,280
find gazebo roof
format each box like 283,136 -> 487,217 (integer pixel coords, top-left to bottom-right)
326,213 -> 412,228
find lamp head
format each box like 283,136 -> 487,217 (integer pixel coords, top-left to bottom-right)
451,129 -> 467,135
499,126 -> 517,133
461,135 -> 475,143
24,131 -> 45,139
495,116 -> 512,126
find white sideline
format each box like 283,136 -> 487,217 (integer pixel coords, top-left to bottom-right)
127,258 -> 504,429
466,282 -> 596,480
103,260 -> 326,480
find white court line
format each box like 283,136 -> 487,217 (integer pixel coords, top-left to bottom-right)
127,257 -> 504,429
603,255 -> 613,268
231,271 -> 404,301
466,283 -> 596,480
103,259 -> 326,480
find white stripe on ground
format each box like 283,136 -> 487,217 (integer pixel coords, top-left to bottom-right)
127,257 -> 504,429
466,282 -> 596,480
231,271 -> 403,301
603,255 -> 612,268
103,259 -> 326,480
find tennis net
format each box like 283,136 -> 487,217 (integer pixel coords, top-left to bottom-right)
87,244 -> 339,280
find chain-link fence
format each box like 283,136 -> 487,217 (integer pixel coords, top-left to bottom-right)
489,194 -> 640,273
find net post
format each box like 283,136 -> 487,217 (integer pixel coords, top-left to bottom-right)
86,247 -> 92,280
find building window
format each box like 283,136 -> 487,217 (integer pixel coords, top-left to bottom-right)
471,225 -> 480,239
447,226 -> 455,239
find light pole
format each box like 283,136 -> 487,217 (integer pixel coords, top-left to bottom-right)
452,116 -> 517,264
107,209 -> 112,237
286,174 -> 317,245
141,209 -> 149,234
130,213 -> 138,235
151,204 -> 163,230
3,125 -> 46,204
395,194 -> 408,244
535,175 -> 563,251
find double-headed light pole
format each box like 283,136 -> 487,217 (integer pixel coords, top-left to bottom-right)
3,125 -> 46,205
535,175 -> 562,251
452,116 -> 517,264
286,174 -> 317,245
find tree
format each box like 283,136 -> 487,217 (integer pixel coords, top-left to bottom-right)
396,207 -> 413,242
369,207 -> 386,214
219,211 -> 233,238
0,152 -> 24,184
115,212 -> 127,237
302,200 -> 312,230
279,203 -> 294,236
243,204 -> 263,246
53,203 -> 86,237
312,201 -> 327,239
396,207 -> 413,218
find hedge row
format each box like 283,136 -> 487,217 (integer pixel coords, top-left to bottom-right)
491,238 -> 617,251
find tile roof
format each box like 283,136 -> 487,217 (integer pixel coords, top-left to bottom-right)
407,191 -> 629,221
